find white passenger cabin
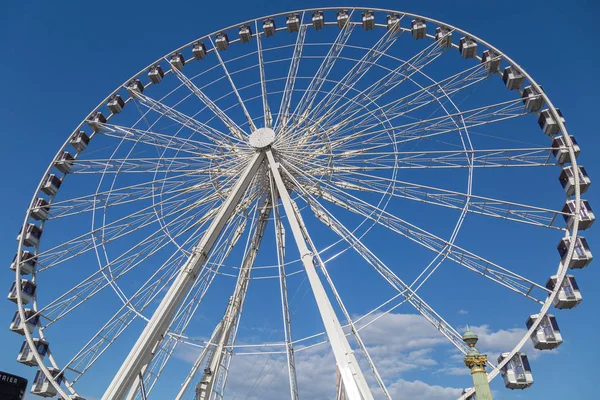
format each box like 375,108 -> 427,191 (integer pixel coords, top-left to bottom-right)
70,130 -> 90,152
502,66 -> 524,91
55,151 -> 74,173
148,65 -> 164,84
127,79 -> 144,95
17,338 -> 48,366
546,275 -> 582,309
362,11 -> 375,31
31,198 -> 50,221
8,279 -> 37,305
239,25 -> 252,43
526,314 -> 562,350
10,251 -> 37,275
337,10 -> 349,29
411,19 -> 426,39
387,14 -> 401,33
87,112 -> 106,133
498,352 -> 534,389
9,309 -> 39,335
170,52 -> 185,70
286,14 -> 300,32
215,32 -> 229,50
559,165 -> 591,195
18,224 -> 42,248
436,26 -> 452,47
481,50 -> 501,73
557,236 -> 592,269
192,41 -> 207,59
31,368 -> 63,398
263,18 -> 276,36
521,85 -> 544,112
538,108 -> 565,136
459,37 -> 477,58
563,199 -> 595,230
41,174 -> 62,196
107,94 -> 125,114
551,134 -> 579,164
312,11 -> 324,30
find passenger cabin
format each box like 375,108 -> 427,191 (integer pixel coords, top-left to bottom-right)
286,14 -> 300,32
562,199 -> 595,230
436,26 -> 452,47
538,108 -> 565,136
502,66 -> 524,91
87,111 -> 106,133
481,50 -> 501,73
362,11 -> 375,31
17,338 -> 49,366
170,53 -> 185,70
552,135 -> 579,164
8,279 -> 37,305
18,224 -> 42,248
239,25 -> 252,43
215,32 -> 229,50
31,198 -> 50,221
148,65 -> 164,84
70,130 -> 90,152
387,14 -> 401,33
411,19 -> 426,39
459,37 -> 477,58
559,165 -> 591,196
192,41 -> 207,59
41,174 -> 62,196
127,79 -> 144,95
498,352 -> 534,389
263,18 -> 276,36
546,275 -> 582,309
107,94 -> 125,114
312,11 -> 324,30
55,151 -> 74,174
522,85 -> 544,112
526,314 -> 562,350
558,236 -> 592,269
9,309 -> 39,335
31,368 -> 63,398
10,251 -> 37,275
337,10 -> 349,29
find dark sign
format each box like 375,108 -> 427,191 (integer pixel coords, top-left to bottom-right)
0,371 -> 28,400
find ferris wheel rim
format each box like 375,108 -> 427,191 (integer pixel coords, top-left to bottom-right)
10,7 -> 585,400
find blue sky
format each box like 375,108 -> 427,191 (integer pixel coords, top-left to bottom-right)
1,1 -> 599,399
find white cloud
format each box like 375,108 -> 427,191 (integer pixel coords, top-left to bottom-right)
458,309 -> 469,315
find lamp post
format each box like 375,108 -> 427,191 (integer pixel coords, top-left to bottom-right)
463,327 -> 493,400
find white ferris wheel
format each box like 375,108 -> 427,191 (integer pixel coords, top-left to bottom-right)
8,7 -> 593,400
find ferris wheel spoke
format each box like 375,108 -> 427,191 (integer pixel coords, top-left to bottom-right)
46,172 -> 219,220
255,20 -> 273,128
36,187 -> 223,271
315,56 -> 488,139
284,162 -> 550,302
291,186 -> 483,365
169,61 -> 247,140
315,168 -> 566,229
325,147 -> 556,169
285,12 -> 356,131
274,15 -> 307,131
36,198 -> 221,326
131,90 -> 242,147
208,36 -> 257,132
300,20 -> 404,135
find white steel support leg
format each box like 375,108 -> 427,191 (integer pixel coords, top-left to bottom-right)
102,151 -> 265,400
266,150 -> 373,400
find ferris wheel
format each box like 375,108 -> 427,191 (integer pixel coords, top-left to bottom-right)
8,7 -> 592,400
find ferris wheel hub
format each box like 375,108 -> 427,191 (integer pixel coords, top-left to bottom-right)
248,127 -> 275,149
